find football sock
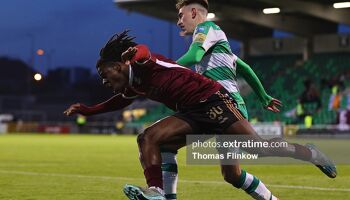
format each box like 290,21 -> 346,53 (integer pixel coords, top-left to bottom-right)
144,165 -> 163,189
161,151 -> 178,200
235,170 -> 278,200
289,143 -> 312,161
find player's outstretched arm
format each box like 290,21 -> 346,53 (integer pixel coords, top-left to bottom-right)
177,43 -> 206,67
236,58 -> 282,112
63,94 -> 134,116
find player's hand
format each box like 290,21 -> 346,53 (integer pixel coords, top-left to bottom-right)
121,47 -> 137,63
264,98 -> 283,113
63,103 -> 90,116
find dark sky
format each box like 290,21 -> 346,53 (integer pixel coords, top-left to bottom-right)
0,0 -> 189,73
0,0 -> 349,74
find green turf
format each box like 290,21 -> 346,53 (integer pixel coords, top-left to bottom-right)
0,134 -> 349,200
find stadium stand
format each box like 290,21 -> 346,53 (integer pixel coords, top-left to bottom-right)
136,53 -> 350,126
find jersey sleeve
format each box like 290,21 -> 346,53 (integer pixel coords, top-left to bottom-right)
192,22 -> 220,52
236,58 -> 272,107
176,43 -> 206,67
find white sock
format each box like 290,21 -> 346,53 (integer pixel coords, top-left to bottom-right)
238,170 -> 277,200
161,152 -> 178,200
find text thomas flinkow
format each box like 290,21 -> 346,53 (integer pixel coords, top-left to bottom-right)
192,152 -> 259,160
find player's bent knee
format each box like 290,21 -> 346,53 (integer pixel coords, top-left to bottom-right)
141,127 -> 159,145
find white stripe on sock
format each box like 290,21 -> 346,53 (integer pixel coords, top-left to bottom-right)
251,181 -> 272,200
242,172 -> 254,190
163,171 -> 178,197
271,195 -> 278,200
161,152 -> 178,199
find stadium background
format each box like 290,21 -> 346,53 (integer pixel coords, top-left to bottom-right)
0,0 -> 350,199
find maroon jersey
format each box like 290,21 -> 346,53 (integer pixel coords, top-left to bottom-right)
125,44 -> 222,111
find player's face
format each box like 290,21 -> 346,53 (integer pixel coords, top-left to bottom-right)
177,6 -> 196,35
97,62 -> 128,94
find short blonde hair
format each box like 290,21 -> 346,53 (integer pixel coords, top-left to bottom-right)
176,0 -> 209,11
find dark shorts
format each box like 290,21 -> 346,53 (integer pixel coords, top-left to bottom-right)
173,88 -> 245,134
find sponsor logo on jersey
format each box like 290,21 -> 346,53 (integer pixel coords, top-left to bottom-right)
194,33 -> 206,43
197,27 -> 206,33
195,65 -> 205,74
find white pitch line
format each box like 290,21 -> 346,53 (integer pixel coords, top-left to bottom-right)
266,184 -> 350,192
0,163 -> 62,167
0,170 -> 141,181
0,170 -> 349,192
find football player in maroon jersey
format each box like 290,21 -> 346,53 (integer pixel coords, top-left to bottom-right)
64,31 -> 336,200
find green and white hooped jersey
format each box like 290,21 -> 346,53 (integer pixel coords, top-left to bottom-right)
192,21 -> 244,105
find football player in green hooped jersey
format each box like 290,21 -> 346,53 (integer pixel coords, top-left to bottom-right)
160,0 -> 282,200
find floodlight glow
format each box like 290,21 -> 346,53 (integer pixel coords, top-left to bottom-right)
36,49 -> 44,56
34,73 -> 42,81
333,2 -> 350,8
263,8 -> 280,14
207,13 -> 216,19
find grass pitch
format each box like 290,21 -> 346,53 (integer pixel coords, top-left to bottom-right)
0,134 -> 349,200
